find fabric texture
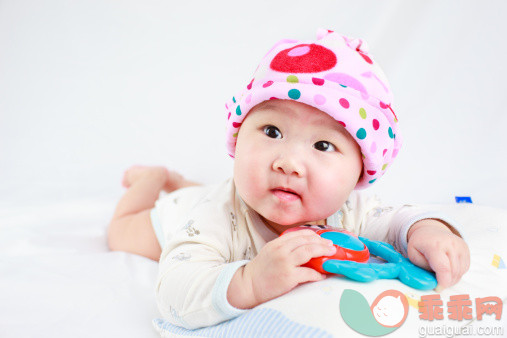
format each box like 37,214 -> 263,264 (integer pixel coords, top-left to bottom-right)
225,29 -> 402,189
152,179 -> 463,329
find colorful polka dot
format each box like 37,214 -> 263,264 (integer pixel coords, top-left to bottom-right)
312,77 -> 324,86
359,108 -> 367,119
379,101 -> 388,109
227,112 -> 231,120
339,98 -> 350,109
369,179 -> 376,184
232,97 -> 236,103
236,105 -> 242,116
247,78 -> 254,90
367,170 -> 376,175
388,127 -> 394,138
288,89 -> 301,100
382,163 -> 388,170
245,94 -> 252,104
288,45 -> 310,57
372,119 -> 379,130
314,94 -> 326,105
356,128 -> 367,140
233,132 -> 238,138
287,75 -> 299,83
337,121 -> 346,127
263,81 -> 274,88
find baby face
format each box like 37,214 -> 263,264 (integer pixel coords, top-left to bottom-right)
233,100 -> 363,234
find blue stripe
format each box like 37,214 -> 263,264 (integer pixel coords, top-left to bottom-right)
239,305 -> 256,335
152,308 -> 332,337
260,308 -> 277,335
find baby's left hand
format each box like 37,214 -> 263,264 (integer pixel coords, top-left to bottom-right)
407,219 -> 470,290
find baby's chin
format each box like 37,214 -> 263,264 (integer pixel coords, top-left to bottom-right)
260,214 -> 321,232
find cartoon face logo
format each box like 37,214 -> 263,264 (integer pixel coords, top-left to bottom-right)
370,290 -> 409,328
340,289 -> 409,336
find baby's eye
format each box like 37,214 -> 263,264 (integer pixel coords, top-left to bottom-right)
263,125 -> 282,139
314,141 -> 336,152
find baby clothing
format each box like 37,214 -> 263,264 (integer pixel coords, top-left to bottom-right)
152,179 -> 461,329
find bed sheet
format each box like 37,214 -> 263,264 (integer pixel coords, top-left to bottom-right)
1,201 -> 506,338
0,198 -> 160,338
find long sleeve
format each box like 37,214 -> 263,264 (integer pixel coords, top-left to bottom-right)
155,182 -> 249,329
339,191 -> 464,257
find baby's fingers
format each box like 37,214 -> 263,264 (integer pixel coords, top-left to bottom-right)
425,249 -> 453,290
291,243 -> 336,266
451,247 -> 470,286
407,245 -> 431,271
278,230 -> 333,252
294,267 -> 327,284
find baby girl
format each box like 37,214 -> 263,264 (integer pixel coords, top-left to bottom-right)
107,29 -> 469,329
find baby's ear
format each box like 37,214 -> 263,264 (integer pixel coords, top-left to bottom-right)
357,167 -> 364,183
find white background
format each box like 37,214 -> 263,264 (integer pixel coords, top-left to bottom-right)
1,2 -> 506,337
1,0 -> 506,211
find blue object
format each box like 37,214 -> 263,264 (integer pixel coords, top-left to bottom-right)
455,196 -> 473,203
320,231 -> 364,251
322,236 -> 437,290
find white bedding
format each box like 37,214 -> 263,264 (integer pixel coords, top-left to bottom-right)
0,199 -> 160,337
1,201 -> 506,337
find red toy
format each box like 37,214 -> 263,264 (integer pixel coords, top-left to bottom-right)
281,225 -> 369,274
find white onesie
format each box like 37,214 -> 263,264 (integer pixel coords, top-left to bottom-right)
151,178 -> 460,329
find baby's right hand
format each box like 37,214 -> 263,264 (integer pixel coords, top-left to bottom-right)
227,229 -> 336,309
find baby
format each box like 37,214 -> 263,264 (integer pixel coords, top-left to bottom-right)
107,29 -> 470,329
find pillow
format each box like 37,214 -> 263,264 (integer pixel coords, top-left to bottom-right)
153,204 -> 507,337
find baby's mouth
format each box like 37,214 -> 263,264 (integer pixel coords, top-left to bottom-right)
271,187 -> 301,202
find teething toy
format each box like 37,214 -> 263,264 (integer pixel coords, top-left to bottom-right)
281,225 -> 437,290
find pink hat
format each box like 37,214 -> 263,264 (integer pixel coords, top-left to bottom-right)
225,29 -> 401,189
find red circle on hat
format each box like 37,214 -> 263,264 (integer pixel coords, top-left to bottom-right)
270,44 -> 337,73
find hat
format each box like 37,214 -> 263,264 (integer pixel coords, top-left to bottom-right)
225,29 -> 401,189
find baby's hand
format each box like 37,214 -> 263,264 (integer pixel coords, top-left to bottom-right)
407,219 -> 470,290
227,229 -> 336,309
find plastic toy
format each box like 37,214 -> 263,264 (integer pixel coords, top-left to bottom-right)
281,225 -> 437,290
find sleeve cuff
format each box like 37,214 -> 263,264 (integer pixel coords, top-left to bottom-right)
211,260 -> 250,320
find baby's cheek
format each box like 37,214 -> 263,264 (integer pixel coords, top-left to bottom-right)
308,176 -> 349,216
234,157 -> 263,200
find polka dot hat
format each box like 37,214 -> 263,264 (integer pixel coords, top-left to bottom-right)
225,29 -> 402,189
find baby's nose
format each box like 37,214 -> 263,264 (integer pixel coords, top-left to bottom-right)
272,154 -> 306,177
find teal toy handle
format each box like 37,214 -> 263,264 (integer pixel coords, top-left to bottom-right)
322,236 -> 437,290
